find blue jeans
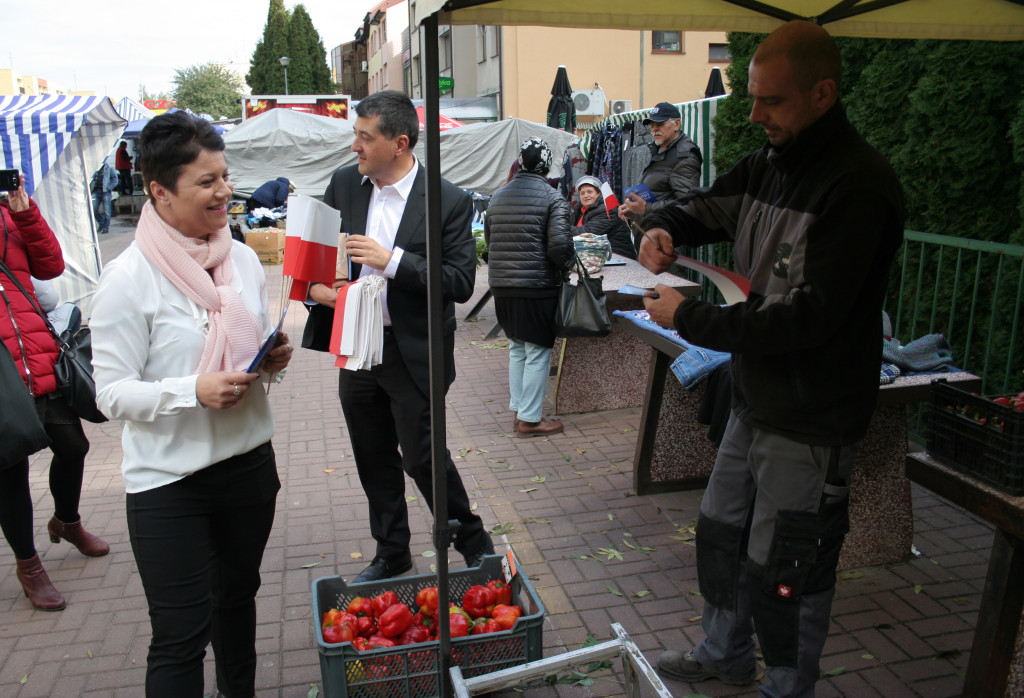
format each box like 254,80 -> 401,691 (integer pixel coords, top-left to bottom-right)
92,191 -> 111,232
508,339 -> 551,423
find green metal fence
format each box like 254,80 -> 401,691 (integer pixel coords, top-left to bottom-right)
675,230 -> 1024,397
891,231 -> 1024,396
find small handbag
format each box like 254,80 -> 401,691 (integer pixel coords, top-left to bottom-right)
555,256 -> 612,338
0,259 -> 108,424
0,337 -> 51,469
52,307 -> 107,423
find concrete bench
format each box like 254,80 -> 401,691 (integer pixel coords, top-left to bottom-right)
615,315 -> 981,570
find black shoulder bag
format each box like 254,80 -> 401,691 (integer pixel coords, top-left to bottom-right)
555,255 -> 612,338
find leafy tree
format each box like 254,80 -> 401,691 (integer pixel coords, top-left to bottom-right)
171,63 -> 243,119
138,84 -> 170,103
248,0 -> 291,94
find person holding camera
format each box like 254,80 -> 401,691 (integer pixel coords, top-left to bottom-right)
1,174 -> 109,612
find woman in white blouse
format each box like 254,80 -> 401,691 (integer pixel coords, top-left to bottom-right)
91,112 -> 293,698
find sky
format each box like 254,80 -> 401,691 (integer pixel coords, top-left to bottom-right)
2,0 -> 375,99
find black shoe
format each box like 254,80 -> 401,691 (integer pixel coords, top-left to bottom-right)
463,534 -> 495,568
353,555 -> 413,584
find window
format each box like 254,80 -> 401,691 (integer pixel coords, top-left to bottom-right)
490,26 -> 500,58
478,26 -> 486,63
652,31 -> 683,53
709,43 -> 731,62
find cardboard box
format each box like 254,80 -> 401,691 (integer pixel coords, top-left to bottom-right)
245,229 -> 285,265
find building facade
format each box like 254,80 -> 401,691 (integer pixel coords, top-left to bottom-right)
0,69 -> 68,96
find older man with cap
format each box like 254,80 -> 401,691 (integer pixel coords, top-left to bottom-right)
618,102 -> 702,246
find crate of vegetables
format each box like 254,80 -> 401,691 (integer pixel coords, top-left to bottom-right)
927,381 -> 1024,495
312,553 -> 545,697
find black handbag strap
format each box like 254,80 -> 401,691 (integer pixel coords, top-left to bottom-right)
0,256 -> 67,348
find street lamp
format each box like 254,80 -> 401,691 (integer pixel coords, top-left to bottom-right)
279,56 -> 291,95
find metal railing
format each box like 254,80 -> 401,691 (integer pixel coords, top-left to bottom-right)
675,231 -> 1024,397
891,231 -> 1024,395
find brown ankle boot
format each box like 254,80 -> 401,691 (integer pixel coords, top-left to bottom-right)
517,419 -> 564,436
48,516 -> 110,557
15,554 -> 67,611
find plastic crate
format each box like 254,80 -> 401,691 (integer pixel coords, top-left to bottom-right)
926,381 -> 1024,495
312,555 -> 545,697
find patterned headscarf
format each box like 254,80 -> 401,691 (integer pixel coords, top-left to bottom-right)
518,138 -> 552,175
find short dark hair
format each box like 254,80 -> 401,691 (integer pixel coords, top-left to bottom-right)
754,20 -> 843,92
137,111 -> 224,202
355,90 -> 419,150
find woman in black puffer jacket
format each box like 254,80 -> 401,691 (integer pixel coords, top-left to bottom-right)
485,138 -> 574,436
571,175 -> 636,259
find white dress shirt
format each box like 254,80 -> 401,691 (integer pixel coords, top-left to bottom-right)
359,156 -> 418,326
91,241 -> 276,494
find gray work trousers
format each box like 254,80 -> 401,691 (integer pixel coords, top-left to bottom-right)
692,410 -> 858,698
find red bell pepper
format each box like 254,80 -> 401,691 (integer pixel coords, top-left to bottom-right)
448,611 -> 470,638
377,602 -> 413,638
356,615 -> 377,638
397,624 -> 432,646
323,622 -> 356,644
416,586 -> 439,616
366,634 -> 397,649
347,596 -> 374,617
471,618 -> 501,635
486,579 -> 512,606
321,608 -> 341,630
491,604 -> 522,630
371,590 -> 400,619
352,637 -> 369,652
462,585 -> 497,619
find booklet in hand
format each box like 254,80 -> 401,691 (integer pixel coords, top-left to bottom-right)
247,306 -> 289,373
623,183 -> 656,203
618,284 -> 659,298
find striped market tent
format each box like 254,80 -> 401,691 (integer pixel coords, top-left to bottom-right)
114,96 -> 156,123
582,95 -> 727,187
0,95 -> 126,315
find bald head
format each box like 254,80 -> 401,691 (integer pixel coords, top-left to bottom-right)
754,20 -> 842,93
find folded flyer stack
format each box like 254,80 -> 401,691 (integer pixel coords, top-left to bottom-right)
329,276 -> 386,371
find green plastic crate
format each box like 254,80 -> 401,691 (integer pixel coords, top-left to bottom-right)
312,555 -> 545,697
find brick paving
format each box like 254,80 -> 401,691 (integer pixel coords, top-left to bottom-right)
0,214 -> 994,697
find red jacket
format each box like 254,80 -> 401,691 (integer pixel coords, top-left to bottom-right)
0,200 -> 64,397
116,145 -> 132,171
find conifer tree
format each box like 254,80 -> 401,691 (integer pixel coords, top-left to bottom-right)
247,0 -> 292,94
288,4 -> 335,94
286,4 -> 316,93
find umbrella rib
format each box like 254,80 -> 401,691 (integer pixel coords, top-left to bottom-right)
818,0 -> 912,24
720,0 -> 805,22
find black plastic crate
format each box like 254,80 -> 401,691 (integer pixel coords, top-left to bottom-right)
927,381 -> 1024,495
312,555 -> 545,697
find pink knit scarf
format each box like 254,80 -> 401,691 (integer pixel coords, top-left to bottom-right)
135,200 -> 262,373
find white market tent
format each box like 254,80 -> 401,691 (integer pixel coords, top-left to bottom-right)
223,107 -> 578,198
0,96 -> 126,316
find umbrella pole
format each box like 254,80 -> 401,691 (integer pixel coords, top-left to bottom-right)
423,12 -> 456,698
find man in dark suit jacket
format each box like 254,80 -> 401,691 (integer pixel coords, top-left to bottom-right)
301,90 -> 492,582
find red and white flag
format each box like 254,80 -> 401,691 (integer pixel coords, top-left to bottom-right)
600,182 -> 619,218
283,194 -> 341,301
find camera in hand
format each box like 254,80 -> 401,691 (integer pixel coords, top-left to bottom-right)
1,169 -> 20,191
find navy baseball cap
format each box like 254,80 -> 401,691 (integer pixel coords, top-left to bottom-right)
643,102 -> 681,124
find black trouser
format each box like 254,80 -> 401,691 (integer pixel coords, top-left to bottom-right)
118,169 -> 132,195
126,442 -> 279,698
339,331 -> 488,562
0,407 -> 89,560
